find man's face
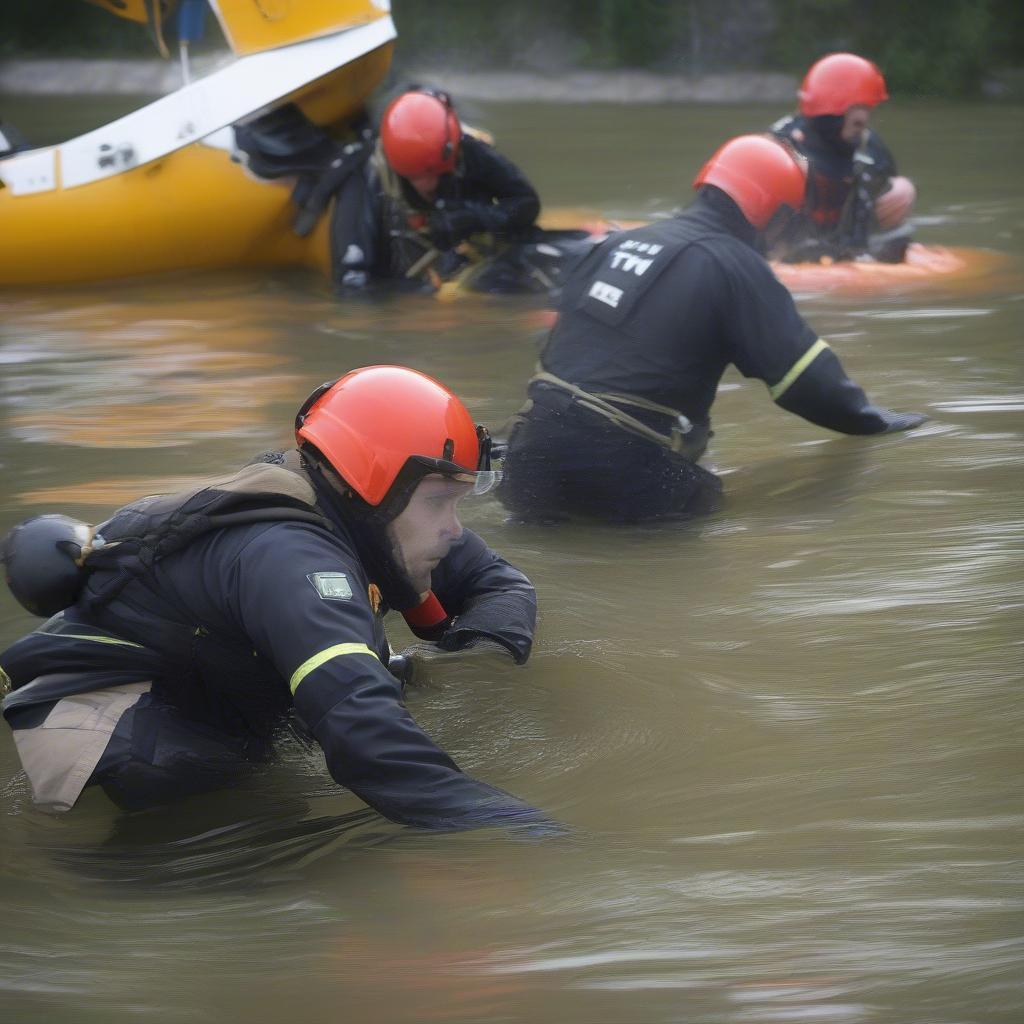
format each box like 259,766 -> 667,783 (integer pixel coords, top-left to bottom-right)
407,172 -> 440,201
841,106 -> 871,145
387,474 -> 472,595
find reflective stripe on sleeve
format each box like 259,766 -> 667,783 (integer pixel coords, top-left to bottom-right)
769,338 -> 831,401
56,633 -> 144,648
289,642 -> 380,694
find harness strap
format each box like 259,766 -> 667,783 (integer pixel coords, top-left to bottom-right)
373,144 -> 438,278
372,141 -> 495,284
527,370 -> 694,454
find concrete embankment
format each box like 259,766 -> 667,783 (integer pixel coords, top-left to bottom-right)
0,57 -> 797,103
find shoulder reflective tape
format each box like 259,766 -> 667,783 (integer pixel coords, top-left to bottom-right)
289,643 -> 379,694
53,632 -> 144,648
769,338 -> 831,401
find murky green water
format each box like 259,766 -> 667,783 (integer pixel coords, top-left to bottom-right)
1,97 -> 1022,1023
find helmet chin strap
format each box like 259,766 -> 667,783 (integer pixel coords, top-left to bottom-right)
304,456 -> 423,611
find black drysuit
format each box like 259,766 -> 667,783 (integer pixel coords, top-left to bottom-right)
0,455 -> 541,829
499,189 -> 923,522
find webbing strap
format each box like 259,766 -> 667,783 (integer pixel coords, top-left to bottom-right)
529,370 -> 693,453
372,144 -> 437,277
289,642 -> 379,694
769,338 -> 830,400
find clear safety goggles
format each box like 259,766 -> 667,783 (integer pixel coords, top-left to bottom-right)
404,425 -> 501,496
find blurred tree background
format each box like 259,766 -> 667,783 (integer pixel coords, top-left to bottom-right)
1,0 -> 1022,97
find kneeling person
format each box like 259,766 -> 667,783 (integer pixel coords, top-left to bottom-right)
1,367 -> 544,831
770,52 -> 916,263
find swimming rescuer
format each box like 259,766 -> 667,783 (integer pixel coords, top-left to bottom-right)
0,366 -> 548,831
769,52 -> 917,264
330,88 -> 541,292
497,135 -> 928,523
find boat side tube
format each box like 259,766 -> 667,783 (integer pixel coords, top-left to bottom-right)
0,13 -> 395,196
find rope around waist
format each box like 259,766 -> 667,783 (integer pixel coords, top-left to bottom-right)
523,370 -> 701,456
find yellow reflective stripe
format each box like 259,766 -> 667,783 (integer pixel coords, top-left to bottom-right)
289,643 -> 379,694
769,338 -> 831,401
56,632 -> 144,649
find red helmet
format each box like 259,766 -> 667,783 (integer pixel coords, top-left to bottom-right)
295,365 -> 492,514
798,53 -> 889,117
380,90 -> 461,178
693,135 -> 807,230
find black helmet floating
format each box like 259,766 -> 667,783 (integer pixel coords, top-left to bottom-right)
1,515 -> 93,617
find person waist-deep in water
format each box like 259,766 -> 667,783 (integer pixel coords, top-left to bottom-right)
0,366 -> 549,832
768,52 -> 916,264
498,134 -> 927,524
331,88 -> 541,292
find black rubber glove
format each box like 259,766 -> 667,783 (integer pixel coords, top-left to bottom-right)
428,208 -> 484,250
877,410 -> 928,433
776,346 -> 927,436
437,625 -> 519,660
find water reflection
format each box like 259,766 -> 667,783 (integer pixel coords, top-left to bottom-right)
3,289 -> 300,454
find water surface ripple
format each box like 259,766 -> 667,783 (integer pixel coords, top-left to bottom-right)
0,98 -> 1022,1024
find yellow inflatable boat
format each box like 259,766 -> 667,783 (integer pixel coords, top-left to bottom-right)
0,0 -> 395,287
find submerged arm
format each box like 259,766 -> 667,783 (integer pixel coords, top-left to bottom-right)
236,525 -> 545,830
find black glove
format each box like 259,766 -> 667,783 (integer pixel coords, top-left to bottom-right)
387,653 -> 415,688
428,208 -> 484,250
878,410 -> 928,433
437,625 -> 518,660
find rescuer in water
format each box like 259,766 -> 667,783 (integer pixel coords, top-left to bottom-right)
1,366 -> 548,832
498,134 -> 927,523
331,88 -> 541,292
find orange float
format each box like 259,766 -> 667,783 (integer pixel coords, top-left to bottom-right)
770,242 -> 1015,297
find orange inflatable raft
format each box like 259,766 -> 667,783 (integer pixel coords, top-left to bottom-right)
770,242 -> 1014,297
543,211 -> 1014,300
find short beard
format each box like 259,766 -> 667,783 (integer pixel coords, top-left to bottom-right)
385,525 -> 430,597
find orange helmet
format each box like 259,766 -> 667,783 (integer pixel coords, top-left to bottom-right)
380,90 -> 461,178
295,365 -> 493,515
798,53 -> 889,117
693,135 -> 807,230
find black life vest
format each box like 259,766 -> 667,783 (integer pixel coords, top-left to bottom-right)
0,453 -> 355,738
772,114 -> 893,239
81,451 -> 328,614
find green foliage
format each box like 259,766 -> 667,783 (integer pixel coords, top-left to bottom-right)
0,0 -> 219,58
585,0 -> 679,68
0,1 -> 145,56
769,0 -> 1020,96
1,0 -> 1022,96
869,0 -> 993,96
